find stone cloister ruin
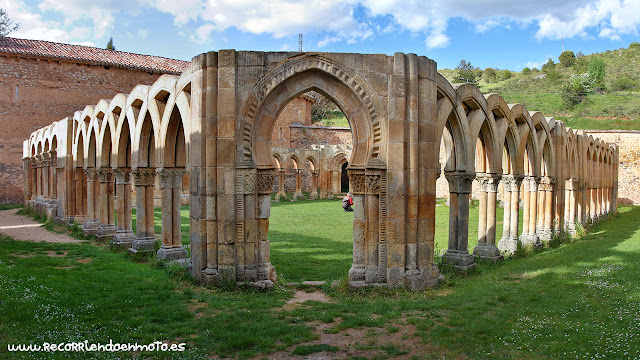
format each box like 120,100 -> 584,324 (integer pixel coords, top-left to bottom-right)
23,51 -> 618,291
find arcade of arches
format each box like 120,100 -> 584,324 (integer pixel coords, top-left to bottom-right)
23,51 -> 618,291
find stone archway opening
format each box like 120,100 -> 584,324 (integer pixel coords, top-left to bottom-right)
264,88 -> 356,282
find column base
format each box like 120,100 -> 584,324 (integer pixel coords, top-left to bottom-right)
403,267 -> 445,291
291,192 -> 304,201
96,224 -> 117,242
156,246 -> 188,261
128,236 -> 156,253
473,243 -> 503,262
497,236 -> 519,253
519,233 -> 542,247
348,265 -> 365,281
111,230 -> 136,249
310,192 -> 319,200
440,250 -> 476,270
537,230 -> 552,242
82,219 -> 101,237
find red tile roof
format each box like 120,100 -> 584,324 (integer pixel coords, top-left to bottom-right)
0,37 -> 190,74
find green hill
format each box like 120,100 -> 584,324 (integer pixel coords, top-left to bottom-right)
438,43 -> 640,130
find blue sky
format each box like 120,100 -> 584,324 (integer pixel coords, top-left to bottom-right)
3,0 -> 640,70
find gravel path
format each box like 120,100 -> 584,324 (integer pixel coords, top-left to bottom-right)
0,208 -> 82,243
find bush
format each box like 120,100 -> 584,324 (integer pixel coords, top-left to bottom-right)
573,52 -> 588,73
559,50 -> 576,67
497,69 -> 512,81
483,67 -> 496,83
588,57 -> 606,91
531,67 -> 539,72
630,42 -> 640,48
522,67 -> 532,75
611,76 -> 639,91
562,73 -> 594,108
542,58 -> 561,82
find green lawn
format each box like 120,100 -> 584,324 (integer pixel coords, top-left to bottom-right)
3,203 -> 637,359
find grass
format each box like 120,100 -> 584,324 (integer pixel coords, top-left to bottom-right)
4,200 -> 639,358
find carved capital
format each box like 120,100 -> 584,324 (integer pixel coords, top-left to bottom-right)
256,169 -> 275,194
478,175 -> 500,192
84,168 -> 98,181
98,168 -> 113,183
133,168 -> 156,187
539,176 -> 555,191
157,168 -> 185,188
525,176 -> 540,192
366,174 -> 381,194
445,172 -> 475,194
348,169 -> 366,194
114,168 -> 131,185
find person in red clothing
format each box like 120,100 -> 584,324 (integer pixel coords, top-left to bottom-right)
342,192 -> 354,212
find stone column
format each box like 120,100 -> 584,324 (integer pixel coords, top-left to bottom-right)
509,176 -> 523,248
130,168 -> 157,252
157,168 -> 188,261
50,151 -> 58,199
35,154 -> 44,198
474,175 -> 502,261
498,176 -> 513,252
42,152 -> 50,198
538,177 -> 555,241
310,170 -> 319,199
441,172 -> 475,270
113,168 -> 136,247
520,176 -> 540,246
589,184 -> 596,224
96,168 -> 117,241
292,169 -> 303,200
82,168 -> 101,236
23,157 -> 32,205
275,169 -> 285,201
74,168 -> 86,223
30,157 -> 37,201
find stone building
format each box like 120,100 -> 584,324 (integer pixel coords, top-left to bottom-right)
0,36 -> 189,203
24,50 -> 618,291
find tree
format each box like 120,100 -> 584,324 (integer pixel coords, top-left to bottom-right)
588,57 -> 606,91
0,8 -> 20,37
522,67 -> 532,75
454,59 -> 478,84
562,73 -> 594,108
573,51 -> 588,73
497,69 -> 512,81
542,58 -> 561,82
106,37 -> 116,50
559,50 -> 576,67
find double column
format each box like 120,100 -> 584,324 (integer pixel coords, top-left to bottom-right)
498,175 -> 523,253
565,179 -> 578,234
441,172 -> 475,269
310,170 -> 319,199
96,168 -> 116,241
113,168 -> 136,247
520,176 -> 541,246
291,169 -> 304,200
83,168 -> 101,235
536,177 -> 555,241
473,175 -> 502,262
156,168 -> 188,261
130,168 -> 157,252
275,169 -> 286,201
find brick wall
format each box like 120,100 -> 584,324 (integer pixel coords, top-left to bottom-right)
271,96 -> 313,148
289,125 -> 352,149
0,55 -> 169,203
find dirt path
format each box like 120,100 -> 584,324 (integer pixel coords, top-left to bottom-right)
0,208 -> 82,243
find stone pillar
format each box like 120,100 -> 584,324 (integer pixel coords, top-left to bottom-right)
30,157 -> 37,201
310,170 -> 319,199
520,176 -> 541,246
538,177 -> 555,241
82,168 -> 101,236
50,151 -> 58,199
130,168 -> 157,252
275,169 -> 285,201
73,168 -> 86,222
35,154 -> 44,198
505,175 -> 523,251
589,185 -> 596,224
473,175 -> 502,261
498,176 -> 512,252
42,152 -> 50,198
23,157 -> 32,205
292,169 -> 304,200
441,172 -> 475,270
96,168 -> 117,241
157,168 -> 188,261
113,168 -> 136,247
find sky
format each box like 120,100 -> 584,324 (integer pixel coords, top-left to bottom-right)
3,0 -> 640,71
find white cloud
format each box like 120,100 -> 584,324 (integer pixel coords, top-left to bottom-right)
138,28 -> 150,39
426,33 -> 450,48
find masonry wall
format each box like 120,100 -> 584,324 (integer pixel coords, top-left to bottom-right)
270,96 -> 313,148
0,55 -> 168,203
289,125 -> 352,149
584,130 -> 640,204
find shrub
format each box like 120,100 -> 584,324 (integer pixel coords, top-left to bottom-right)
629,42 -> 640,48
542,58 -> 561,82
522,67 -> 532,75
559,50 -> 576,67
573,52 -> 588,73
497,69 -> 512,81
611,76 -> 639,91
483,67 -> 496,83
531,67 -> 539,72
562,73 -> 594,108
